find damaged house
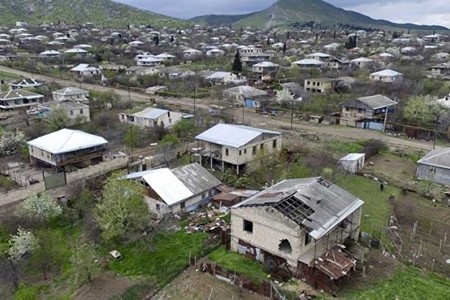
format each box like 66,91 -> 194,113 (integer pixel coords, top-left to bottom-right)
124,163 -> 221,218
230,177 -> 363,294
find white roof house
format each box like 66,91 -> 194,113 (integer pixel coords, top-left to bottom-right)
64,48 -> 88,54
124,163 -> 222,216
292,59 -> 325,68
339,153 -> 365,174
370,69 -> 403,82
52,87 -> 90,102
28,129 -> 107,155
196,124 -> 280,148
39,50 -> 62,58
70,64 -> 101,76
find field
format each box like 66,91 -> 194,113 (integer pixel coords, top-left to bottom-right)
347,267 -> 450,300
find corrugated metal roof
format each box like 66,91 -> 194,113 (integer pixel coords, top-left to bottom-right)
195,124 -> 281,148
123,163 -> 220,206
172,163 -> 221,196
28,129 -> 108,154
356,95 -> 397,109
223,85 -> 267,98
417,148 -> 450,169
142,168 -> 193,205
370,69 -> 403,77
132,107 -> 168,119
233,177 -> 364,240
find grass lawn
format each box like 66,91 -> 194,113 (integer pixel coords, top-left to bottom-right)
108,231 -> 208,287
0,70 -> 20,80
346,267 -> 450,300
208,246 -> 269,284
336,175 -> 399,234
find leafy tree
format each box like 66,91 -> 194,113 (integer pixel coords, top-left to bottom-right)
403,95 -> 446,126
46,107 -> 69,131
92,90 -> 120,108
124,126 -> 138,149
172,119 -> 195,138
153,34 -> 159,46
70,242 -> 100,286
17,192 -> 62,225
0,128 -> 26,157
30,229 -> 66,280
232,50 -> 242,74
8,229 -> 38,262
160,133 -> 180,147
282,42 -> 287,54
95,175 -> 149,241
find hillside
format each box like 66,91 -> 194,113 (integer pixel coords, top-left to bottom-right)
0,0 -> 184,28
190,13 -> 256,27
193,0 -> 448,31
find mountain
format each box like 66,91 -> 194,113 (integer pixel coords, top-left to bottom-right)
0,0 -> 184,28
193,0 -> 448,31
190,13 -> 256,27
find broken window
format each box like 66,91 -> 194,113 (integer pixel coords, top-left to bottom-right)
180,202 -> 185,210
278,239 -> 292,253
243,219 -> 253,233
225,148 -> 229,156
272,139 -> 277,148
156,204 -> 160,211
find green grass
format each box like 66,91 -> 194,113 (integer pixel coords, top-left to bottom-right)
208,246 -> 269,284
336,175 -> 399,234
108,231 -> 208,287
326,140 -> 364,154
347,267 -> 450,300
0,71 -> 20,80
13,284 -> 41,300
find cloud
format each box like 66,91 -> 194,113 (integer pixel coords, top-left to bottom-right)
114,0 -> 450,27
329,0 -> 450,27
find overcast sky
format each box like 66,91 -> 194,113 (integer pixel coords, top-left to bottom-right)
115,0 -> 449,27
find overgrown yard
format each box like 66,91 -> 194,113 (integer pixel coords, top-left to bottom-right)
108,231 -> 209,287
347,266 -> 450,300
208,246 -> 269,284
336,175 -> 399,233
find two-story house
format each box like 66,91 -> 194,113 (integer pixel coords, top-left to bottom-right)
37,100 -> 90,124
230,177 -> 363,294
251,61 -> 280,81
0,90 -> 45,110
340,94 -> 397,130
304,78 -> 338,94
195,124 -> 282,174
28,128 -> 108,169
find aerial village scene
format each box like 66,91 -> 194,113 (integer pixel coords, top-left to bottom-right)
0,0 -> 449,299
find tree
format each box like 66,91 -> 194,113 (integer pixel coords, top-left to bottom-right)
282,42 -> 287,54
70,242 -> 100,286
30,229 -> 66,280
95,175 -> 149,241
403,95 -> 446,126
153,34 -> 159,46
92,90 -> 120,108
160,133 -> 180,147
17,192 -> 62,225
172,119 -> 195,138
46,107 -> 69,131
124,126 -> 138,150
232,50 -> 242,74
8,229 -> 38,263
0,128 -> 26,157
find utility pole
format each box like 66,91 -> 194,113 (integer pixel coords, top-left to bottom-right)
290,100 -> 294,130
193,86 -> 197,116
242,105 -> 245,124
128,78 -> 131,102
433,114 -> 439,149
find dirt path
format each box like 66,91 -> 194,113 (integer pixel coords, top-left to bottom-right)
0,65 -> 440,153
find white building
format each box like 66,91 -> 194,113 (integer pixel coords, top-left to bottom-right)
369,69 -> 403,83
70,64 -> 101,77
124,163 -> 222,218
339,153 -> 365,173
28,129 -> 108,168
118,107 -> 188,128
52,87 -> 89,102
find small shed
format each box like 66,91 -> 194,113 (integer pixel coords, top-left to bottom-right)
339,153 -> 365,173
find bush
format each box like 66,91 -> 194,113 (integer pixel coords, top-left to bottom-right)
363,139 -> 387,159
120,283 -> 155,300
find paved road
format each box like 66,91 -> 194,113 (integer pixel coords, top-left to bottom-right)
0,65 -> 438,152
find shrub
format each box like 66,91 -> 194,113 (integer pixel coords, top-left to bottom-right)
363,139 -> 387,159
